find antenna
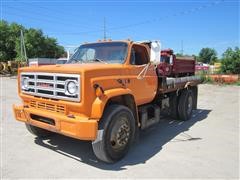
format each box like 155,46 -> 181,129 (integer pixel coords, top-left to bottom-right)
103,17 -> 106,40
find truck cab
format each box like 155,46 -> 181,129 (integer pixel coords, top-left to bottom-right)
13,40 -> 200,163
158,49 -> 195,77
158,49 -> 174,76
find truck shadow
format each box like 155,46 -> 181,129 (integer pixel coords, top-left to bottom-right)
34,109 -> 211,171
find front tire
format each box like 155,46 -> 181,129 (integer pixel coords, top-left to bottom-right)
25,124 -> 54,138
92,105 -> 136,163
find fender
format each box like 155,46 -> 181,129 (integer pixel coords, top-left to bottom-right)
90,88 -> 133,119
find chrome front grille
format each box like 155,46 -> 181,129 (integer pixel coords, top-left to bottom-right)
20,72 -> 80,102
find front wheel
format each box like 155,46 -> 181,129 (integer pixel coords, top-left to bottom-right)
92,105 -> 136,163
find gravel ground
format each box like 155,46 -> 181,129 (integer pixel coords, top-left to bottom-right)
0,77 -> 239,179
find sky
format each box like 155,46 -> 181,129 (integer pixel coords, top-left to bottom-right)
1,0 -> 239,56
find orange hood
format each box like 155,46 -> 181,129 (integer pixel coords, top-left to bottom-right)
19,63 -> 125,74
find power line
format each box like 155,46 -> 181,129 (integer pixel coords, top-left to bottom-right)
3,5 -> 107,37
4,11 -> 106,37
17,1 -> 103,27
46,0 -> 225,36
0,0 -> 230,3
3,0 -> 225,37
106,0 -> 225,31
3,5 -> 102,30
51,0 -> 226,35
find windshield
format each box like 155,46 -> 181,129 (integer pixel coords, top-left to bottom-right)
68,42 -> 128,64
160,55 -> 170,63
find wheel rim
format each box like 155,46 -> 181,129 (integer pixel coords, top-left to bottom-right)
187,95 -> 193,115
110,115 -> 130,151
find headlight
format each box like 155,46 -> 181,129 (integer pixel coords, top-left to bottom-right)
21,77 -> 29,90
65,80 -> 78,95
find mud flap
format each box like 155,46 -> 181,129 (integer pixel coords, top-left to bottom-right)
92,129 -> 104,144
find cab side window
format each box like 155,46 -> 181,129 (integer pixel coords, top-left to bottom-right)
130,45 -> 149,65
130,49 -> 136,65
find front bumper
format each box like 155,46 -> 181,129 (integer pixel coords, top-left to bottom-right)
13,105 -> 98,140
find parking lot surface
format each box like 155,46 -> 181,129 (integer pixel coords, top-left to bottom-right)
0,77 -> 239,179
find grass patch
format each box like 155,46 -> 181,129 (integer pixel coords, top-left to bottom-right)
233,81 -> 240,86
199,71 -> 214,84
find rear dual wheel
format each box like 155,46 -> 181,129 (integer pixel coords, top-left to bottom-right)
178,89 -> 194,121
169,89 -> 194,121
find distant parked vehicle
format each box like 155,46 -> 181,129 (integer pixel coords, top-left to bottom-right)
28,58 -> 57,66
195,62 -> 209,71
56,58 -> 68,64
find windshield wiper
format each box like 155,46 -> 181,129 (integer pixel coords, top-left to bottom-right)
90,58 -> 108,64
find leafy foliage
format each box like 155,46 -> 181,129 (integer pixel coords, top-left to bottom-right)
198,48 -> 217,64
175,53 -> 195,58
220,47 -> 240,74
0,21 -> 23,61
0,20 -> 65,62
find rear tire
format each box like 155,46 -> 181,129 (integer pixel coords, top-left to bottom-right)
191,86 -> 198,110
169,92 -> 179,119
92,105 -> 136,163
25,124 -> 53,138
178,89 -> 194,121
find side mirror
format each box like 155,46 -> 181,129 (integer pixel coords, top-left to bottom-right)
169,55 -> 173,64
150,41 -> 161,64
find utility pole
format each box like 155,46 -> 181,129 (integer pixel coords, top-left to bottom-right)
20,31 -> 23,60
20,30 -> 28,63
103,17 -> 106,40
181,40 -> 184,56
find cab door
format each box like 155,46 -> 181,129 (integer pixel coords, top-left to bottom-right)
125,44 -> 158,105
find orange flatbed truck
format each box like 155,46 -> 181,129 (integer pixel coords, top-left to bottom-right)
13,40 -> 201,163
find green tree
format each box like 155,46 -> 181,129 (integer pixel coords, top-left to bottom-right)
175,53 -> 194,57
0,20 -> 10,61
0,21 -> 25,61
43,37 -> 65,58
198,48 -> 217,64
221,47 -> 240,74
15,28 -> 65,59
9,22 -> 25,60
190,54 -> 198,61
0,20 -> 65,61
16,28 -> 45,59
175,53 -> 183,57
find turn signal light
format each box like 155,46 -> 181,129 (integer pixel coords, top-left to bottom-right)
94,84 -> 104,98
